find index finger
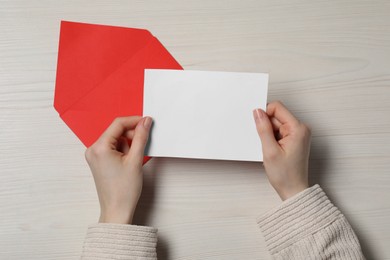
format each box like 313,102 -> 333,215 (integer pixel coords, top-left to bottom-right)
266,101 -> 299,125
100,116 -> 142,143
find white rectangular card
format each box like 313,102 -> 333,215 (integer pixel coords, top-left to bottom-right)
143,69 -> 268,162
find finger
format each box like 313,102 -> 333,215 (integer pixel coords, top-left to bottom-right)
124,130 -> 135,140
266,101 -> 299,125
127,117 -> 152,168
253,109 -> 280,156
270,116 -> 282,131
100,116 -> 142,144
279,123 -> 292,139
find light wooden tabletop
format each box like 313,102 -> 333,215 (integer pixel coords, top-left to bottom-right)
1,1 -> 389,259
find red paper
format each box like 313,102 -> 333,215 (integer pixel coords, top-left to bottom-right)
54,21 -> 182,163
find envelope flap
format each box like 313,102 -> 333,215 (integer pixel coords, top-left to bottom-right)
54,21 -> 153,114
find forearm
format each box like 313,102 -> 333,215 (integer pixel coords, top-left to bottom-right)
257,185 -> 364,259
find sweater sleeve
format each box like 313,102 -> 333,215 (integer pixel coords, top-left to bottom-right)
257,184 -> 365,259
80,223 -> 158,260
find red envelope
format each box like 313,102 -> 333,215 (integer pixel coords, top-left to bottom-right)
54,21 -> 182,162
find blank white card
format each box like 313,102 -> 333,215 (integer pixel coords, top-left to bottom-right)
143,69 -> 268,162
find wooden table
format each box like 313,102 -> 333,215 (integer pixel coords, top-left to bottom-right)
1,1 -> 389,259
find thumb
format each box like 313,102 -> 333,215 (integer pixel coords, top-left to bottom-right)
253,109 -> 280,157
127,116 -> 152,168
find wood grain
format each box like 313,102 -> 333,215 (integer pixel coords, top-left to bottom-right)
1,0 -> 389,259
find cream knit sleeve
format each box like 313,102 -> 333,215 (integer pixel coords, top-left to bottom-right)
257,184 -> 365,259
80,223 -> 158,260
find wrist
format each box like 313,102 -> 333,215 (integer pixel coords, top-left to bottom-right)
277,183 -> 309,201
99,209 -> 134,225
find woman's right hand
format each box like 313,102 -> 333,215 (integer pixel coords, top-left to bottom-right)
253,101 -> 311,200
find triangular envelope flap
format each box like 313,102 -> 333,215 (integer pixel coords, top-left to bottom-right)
117,36 -> 183,112
54,21 -> 153,114
60,36 -> 182,147
60,65 -> 139,147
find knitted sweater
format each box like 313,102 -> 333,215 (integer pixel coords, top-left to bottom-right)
80,185 -> 364,259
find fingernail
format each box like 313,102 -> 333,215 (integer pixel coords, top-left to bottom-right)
253,109 -> 262,122
143,117 -> 152,130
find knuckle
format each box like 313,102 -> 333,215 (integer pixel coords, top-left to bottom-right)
85,144 -> 105,160
271,100 -> 283,108
274,100 -> 282,106
264,148 -> 280,162
84,148 -> 92,161
292,123 -> 311,141
299,123 -> 311,137
305,124 -> 312,136
113,117 -> 124,126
